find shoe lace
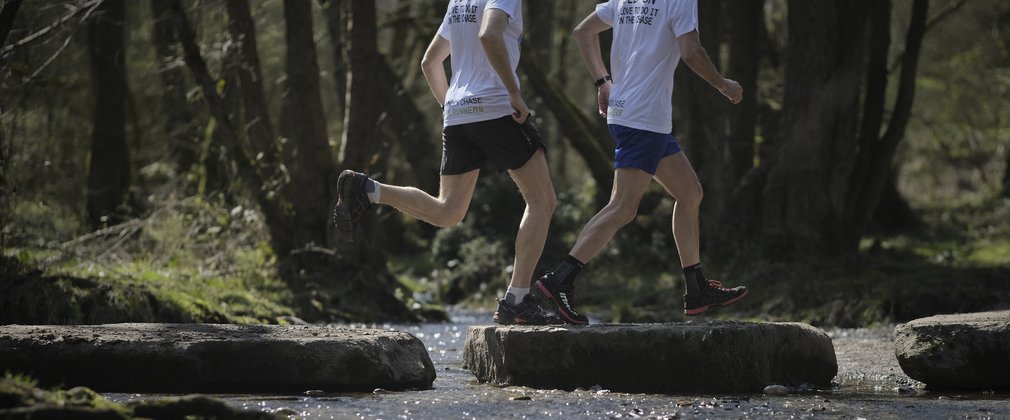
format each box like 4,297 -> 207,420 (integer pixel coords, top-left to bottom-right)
516,296 -> 551,319
705,279 -> 735,292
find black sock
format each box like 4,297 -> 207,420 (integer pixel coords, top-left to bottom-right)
683,263 -> 705,295
553,255 -> 585,286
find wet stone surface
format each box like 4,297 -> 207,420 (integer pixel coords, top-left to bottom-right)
106,314 -> 1010,418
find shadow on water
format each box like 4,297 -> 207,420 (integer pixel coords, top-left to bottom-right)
106,313 -> 1010,418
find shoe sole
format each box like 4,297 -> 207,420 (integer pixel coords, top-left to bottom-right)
333,170 -> 370,242
494,314 -> 562,326
684,289 -> 749,316
534,280 -> 589,325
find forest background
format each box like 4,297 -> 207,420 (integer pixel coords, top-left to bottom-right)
1,0 -> 1008,326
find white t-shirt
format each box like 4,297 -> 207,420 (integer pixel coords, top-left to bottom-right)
436,0 -> 523,127
596,0 -> 698,134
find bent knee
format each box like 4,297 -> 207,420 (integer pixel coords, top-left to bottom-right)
605,203 -> 639,226
679,182 -> 704,207
432,211 -> 466,228
528,192 -> 557,216
430,203 -> 468,227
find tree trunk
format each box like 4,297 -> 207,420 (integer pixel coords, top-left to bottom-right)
150,0 -> 198,174
757,0 -> 869,254
701,0 -> 764,253
847,0 -> 929,245
726,0 -> 762,185
340,0 -> 381,171
319,0 -> 347,123
1003,150 -> 1010,199
0,0 -> 23,47
0,109 -> 8,249
846,0 -> 892,222
203,53 -> 239,197
281,0 -> 334,253
525,1 -> 555,73
86,0 -> 130,228
226,0 -> 281,188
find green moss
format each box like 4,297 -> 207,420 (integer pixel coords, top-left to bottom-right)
2,247 -> 293,325
0,375 -> 131,418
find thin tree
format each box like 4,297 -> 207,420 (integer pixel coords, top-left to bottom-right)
225,0 -> 280,190
150,0 -> 198,174
280,0 -> 334,263
0,0 -> 23,47
86,0 -> 130,228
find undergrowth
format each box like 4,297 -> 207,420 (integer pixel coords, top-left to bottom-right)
3,194 -> 295,324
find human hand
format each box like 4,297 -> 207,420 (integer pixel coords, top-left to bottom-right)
598,81 -> 611,118
510,93 -> 530,124
719,78 -> 743,104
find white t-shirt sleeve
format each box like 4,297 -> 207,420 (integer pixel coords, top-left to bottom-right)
669,0 -> 699,37
437,17 -> 448,38
595,0 -> 617,26
486,0 -> 521,20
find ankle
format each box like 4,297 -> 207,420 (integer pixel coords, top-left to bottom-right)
552,255 -> 585,286
683,263 -> 705,295
365,179 -> 380,203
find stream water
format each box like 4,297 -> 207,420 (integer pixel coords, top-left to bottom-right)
108,313 -> 1010,419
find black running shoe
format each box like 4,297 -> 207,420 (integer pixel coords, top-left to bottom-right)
493,294 -> 563,325
534,273 -> 589,325
332,169 -> 373,240
684,279 -> 748,315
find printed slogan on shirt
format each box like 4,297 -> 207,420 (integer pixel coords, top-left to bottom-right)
618,0 -> 660,25
448,0 -> 479,24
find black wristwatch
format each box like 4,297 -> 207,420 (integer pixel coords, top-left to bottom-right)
594,75 -> 612,87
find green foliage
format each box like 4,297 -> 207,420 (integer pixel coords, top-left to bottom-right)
3,194 -> 294,324
901,0 -> 1010,203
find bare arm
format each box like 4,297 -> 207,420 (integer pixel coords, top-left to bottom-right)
678,30 -> 742,104
479,8 -> 528,123
573,12 -> 613,117
421,34 -> 451,107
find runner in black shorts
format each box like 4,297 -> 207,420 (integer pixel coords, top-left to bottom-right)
333,0 -> 561,325
441,115 -> 545,175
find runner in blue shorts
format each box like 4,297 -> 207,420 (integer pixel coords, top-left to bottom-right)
535,0 -> 748,324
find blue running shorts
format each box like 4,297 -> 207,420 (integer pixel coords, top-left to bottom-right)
609,124 -> 682,175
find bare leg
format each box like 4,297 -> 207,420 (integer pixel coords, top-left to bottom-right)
506,149 -> 556,288
569,168 -> 654,263
376,170 -> 480,228
652,152 -> 703,267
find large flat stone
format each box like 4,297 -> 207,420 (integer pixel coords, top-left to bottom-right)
894,311 -> 1010,390
462,321 -> 836,393
0,323 -> 435,393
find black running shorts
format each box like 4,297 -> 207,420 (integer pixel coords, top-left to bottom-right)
440,115 -> 546,175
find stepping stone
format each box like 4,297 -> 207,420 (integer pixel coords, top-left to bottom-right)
894,311 -> 1010,390
462,321 -> 837,393
0,323 -> 435,393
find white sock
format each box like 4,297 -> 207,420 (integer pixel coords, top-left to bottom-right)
366,180 -> 381,203
505,287 -> 529,304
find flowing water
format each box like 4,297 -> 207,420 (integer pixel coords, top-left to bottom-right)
108,313 -> 1010,419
